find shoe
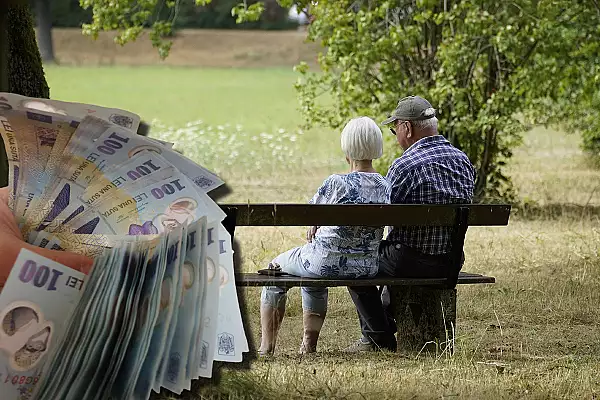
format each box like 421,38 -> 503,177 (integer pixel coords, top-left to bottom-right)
343,337 -> 377,353
298,311 -> 326,354
258,304 -> 285,356
343,336 -> 397,353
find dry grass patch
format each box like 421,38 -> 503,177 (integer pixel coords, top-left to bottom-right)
47,28 -> 321,68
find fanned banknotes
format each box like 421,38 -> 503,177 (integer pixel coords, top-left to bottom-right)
0,94 -> 247,400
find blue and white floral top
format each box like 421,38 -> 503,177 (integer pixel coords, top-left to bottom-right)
299,172 -> 390,278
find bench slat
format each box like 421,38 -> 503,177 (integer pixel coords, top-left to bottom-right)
234,271 -> 495,288
219,203 -> 511,227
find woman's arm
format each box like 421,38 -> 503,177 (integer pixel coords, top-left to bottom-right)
0,187 -> 93,289
306,225 -> 318,242
306,175 -> 341,242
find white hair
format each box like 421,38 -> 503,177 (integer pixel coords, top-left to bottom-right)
412,107 -> 438,131
340,116 -> 383,160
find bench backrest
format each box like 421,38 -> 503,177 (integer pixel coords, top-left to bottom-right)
218,203 -> 511,227
218,203 -> 511,288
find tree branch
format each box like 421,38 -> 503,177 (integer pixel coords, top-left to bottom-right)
504,40 -> 538,83
494,44 -> 503,88
591,0 -> 600,16
463,41 -> 490,88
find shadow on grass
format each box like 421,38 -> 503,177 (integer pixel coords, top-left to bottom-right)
150,369 -> 278,400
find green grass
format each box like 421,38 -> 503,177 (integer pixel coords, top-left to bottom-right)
45,65 -> 305,130
44,65 -> 600,400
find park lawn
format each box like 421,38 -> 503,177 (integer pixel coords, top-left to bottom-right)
44,64 -> 307,130
45,66 -> 600,399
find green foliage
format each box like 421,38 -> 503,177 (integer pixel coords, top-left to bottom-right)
292,0 -> 600,201
158,0 -> 297,30
30,0 -> 296,30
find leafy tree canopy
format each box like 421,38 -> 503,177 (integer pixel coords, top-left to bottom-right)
80,0 -> 600,201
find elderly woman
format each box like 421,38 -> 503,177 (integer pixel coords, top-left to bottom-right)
259,116 -> 390,355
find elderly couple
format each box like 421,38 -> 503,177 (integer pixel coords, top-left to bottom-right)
258,95 -> 476,355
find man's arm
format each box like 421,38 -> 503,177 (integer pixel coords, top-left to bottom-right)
385,160 -> 416,204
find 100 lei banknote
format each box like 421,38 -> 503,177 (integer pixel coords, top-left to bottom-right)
0,93 -> 141,132
0,249 -> 86,399
26,115 -> 224,235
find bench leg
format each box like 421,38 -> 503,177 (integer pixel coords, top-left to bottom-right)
389,286 -> 457,355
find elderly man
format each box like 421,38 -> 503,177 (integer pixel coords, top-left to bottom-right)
345,95 -> 476,352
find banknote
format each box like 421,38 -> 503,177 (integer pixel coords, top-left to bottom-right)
0,92 -> 141,132
62,173 -> 225,237
31,240 -> 166,400
0,110 -> 80,227
196,221 -> 221,378
42,165 -> 182,236
0,249 -> 86,399
32,247 -> 125,399
0,91 -> 139,215
158,218 -> 205,393
7,226 -> 245,400
153,223 -> 188,393
80,151 -> 177,208
24,141 -> 178,239
31,118 -> 157,231
86,247 -> 150,399
214,224 -> 247,362
0,94 -> 245,400
12,110 -> 80,232
58,249 -> 140,400
131,226 -> 183,400
147,138 -> 175,148
113,238 -> 167,398
22,115 -> 112,234
185,219 -> 208,384
33,230 -> 160,258
0,113 -> 21,211
33,116 -> 224,233
86,121 -> 224,193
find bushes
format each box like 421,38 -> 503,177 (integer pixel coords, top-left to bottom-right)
166,0 -> 298,30
30,0 -> 297,30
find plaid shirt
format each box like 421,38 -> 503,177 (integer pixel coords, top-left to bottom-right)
385,135 -> 475,255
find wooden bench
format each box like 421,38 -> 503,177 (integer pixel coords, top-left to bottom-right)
218,203 -> 511,354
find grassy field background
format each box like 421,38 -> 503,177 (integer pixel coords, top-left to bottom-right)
43,30 -> 600,399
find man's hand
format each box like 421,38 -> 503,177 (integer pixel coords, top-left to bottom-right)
0,187 -> 93,289
306,225 -> 319,242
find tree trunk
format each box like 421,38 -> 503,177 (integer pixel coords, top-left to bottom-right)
8,1 -> 50,98
35,0 -> 55,63
0,0 -> 50,187
0,3 -> 9,188
391,286 -> 457,355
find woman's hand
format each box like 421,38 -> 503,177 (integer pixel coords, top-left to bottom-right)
306,225 -> 319,242
0,187 -> 93,289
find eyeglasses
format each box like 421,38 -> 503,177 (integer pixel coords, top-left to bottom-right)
389,121 -> 409,136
